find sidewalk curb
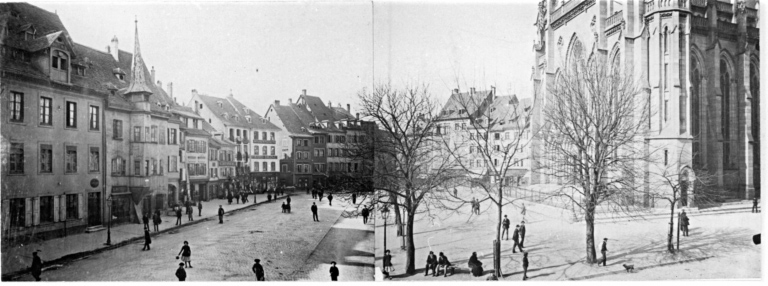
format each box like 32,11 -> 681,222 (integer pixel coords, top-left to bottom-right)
1,194 -> 289,281
289,203 -> 360,279
567,256 -> 714,280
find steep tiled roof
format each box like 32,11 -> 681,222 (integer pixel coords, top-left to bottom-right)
0,3 -> 72,53
438,90 -> 493,121
225,95 -> 281,131
271,104 -> 311,136
300,94 -> 337,122
171,105 -> 203,120
489,95 -> 533,131
197,93 -> 249,128
332,107 -> 355,120
201,119 -> 218,134
181,126 -> 211,137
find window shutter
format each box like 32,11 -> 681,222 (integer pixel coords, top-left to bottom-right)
2,200 -> 9,232
53,196 -> 60,222
59,195 -> 67,221
33,197 -> 40,226
78,194 -> 85,219
25,198 -> 32,227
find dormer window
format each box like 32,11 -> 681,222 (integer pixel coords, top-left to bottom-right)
246,116 -> 251,123
113,68 -> 126,81
25,30 -> 35,40
217,101 -> 223,108
51,50 -> 69,83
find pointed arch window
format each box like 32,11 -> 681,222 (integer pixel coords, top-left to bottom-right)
720,58 -> 732,168
691,57 -> 701,167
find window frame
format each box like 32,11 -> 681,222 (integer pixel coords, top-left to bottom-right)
39,96 -> 52,126
9,91 -> 24,123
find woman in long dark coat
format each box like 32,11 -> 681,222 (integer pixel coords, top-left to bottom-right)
467,252 -> 483,277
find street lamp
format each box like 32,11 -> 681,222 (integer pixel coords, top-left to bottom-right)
381,205 -> 390,260
104,195 -> 113,245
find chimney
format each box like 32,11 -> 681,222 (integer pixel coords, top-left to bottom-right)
167,82 -> 173,97
151,66 -> 156,83
274,100 -> 280,106
328,101 -> 332,108
491,86 -> 496,96
110,36 -> 119,61
347,104 -> 350,113
302,89 -> 307,96
470,87 -> 476,94
157,80 -> 163,90
192,89 -> 198,98
289,98 -> 293,104
356,113 -> 360,120
453,88 -> 459,94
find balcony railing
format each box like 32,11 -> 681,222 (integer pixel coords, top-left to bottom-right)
747,26 -> 759,40
746,7 -> 758,19
646,0 -> 689,13
717,20 -> 737,34
252,139 -> 276,144
692,15 -> 709,29
715,1 -> 733,14
605,10 -> 623,28
690,0 -> 706,7
251,155 -> 278,159
551,0 -> 583,21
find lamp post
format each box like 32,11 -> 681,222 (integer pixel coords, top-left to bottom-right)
382,205 -> 390,258
104,195 -> 113,245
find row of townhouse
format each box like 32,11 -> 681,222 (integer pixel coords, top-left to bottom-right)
434,88 -> 534,188
0,3 -> 241,241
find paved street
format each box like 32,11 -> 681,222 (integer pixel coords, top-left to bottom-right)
12,193 -> 373,281
375,187 -> 761,281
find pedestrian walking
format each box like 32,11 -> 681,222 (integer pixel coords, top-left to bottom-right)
383,249 -> 394,277
177,241 -> 193,268
282,202 -> 288,213
522,252 -> 529,280
142,213 -> 150,230
470,197 -> 476,215
519,220 -> 527,247
252,259 -> 265,281
424,251 -> 437,276
152,212 -> 161,232
286,202 -> 292,213
600,238 -> 608,266
753,197 -> 760,213
175,206 -> 183,226
437,252 -> 452,277
30,250 -> 43,281
312,188 -> 317,199
198,201 -> 203,217
176,262 -> 187,281
352,193 -> 357,205
267,193 -> 272,202
330,261 -> 340,281
227,192 -> 233,205
502,215 -> 510,240
681,210 -> 690,236
311,202 -> 319,222
142,227 -> 152,251
319,190 -> 324,201
187,204 -> 194,222
512,225 -> 523,253
328,194 -> 334,206
218,205 -> 225,224
287,195 -> 291,205
467,252 -> 483,277
361,206 -> 369,224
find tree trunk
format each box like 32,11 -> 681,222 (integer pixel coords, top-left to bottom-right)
405,211 -> 416,274
493,186 -> 503,277
667,202 -> 675,253
585,203 -> 597,263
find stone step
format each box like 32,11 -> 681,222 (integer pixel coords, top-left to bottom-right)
84,225 -> 106,233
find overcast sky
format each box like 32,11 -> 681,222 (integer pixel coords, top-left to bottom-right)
33,0 -> 537,115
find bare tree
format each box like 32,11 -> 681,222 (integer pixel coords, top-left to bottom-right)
437,87 -> 536,277
535,55 -> 650,263
646,146 -> 718,253
357,83 -> 460,274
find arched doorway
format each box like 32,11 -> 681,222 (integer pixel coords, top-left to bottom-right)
680,168 -> 695,208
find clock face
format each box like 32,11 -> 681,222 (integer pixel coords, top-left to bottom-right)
90,179 -> 99,188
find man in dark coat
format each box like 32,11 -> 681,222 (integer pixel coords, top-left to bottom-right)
176,262 -> 187,281
501,215 -> 510,240
187,204 -> 194,222
352,193 -> 357,205
311,202 -> 319,222
198,201 -> 203,217
252,259 -> 265,281
680,210 -> 690,236
312,188 -> 317,199
437,252 -> 452,277
361,207 -> 370,224
512,225 -> 523,253
218,205 -> 225,224
519,221 -> 527,247
328,194 -> 334,206
424,251 -> 437,276
175,206 -> 183,225
227,192 -> 233,205
30,251 -> 43,281
142,227 -> 152,251
142,213 -> 150,230
522,252 -> 529,280
329,261 -> 340,281
152,212 -> 161,232
287,195 -> 292,205
600,238 -> 608,266
753,197 -> 759,213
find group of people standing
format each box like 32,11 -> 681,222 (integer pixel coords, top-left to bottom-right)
501,215 -> 527,253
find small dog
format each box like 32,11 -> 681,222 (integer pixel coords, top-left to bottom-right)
622,264 -> 635,272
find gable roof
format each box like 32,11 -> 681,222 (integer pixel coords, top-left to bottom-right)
225,95 -> 281,131
197,93 -> 249,128
271,104 -> 311,136
438,90 -> 494,121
